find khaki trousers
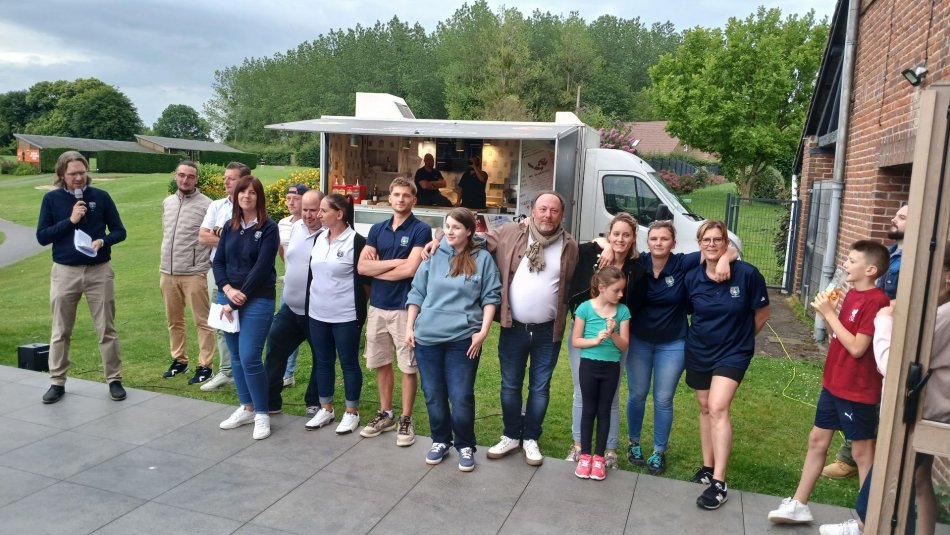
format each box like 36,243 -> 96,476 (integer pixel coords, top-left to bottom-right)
49,262 -> 122,386
160,273 -> 215,367
207,269 -> 232,374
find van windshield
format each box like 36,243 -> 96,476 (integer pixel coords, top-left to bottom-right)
651,172 -> 702,221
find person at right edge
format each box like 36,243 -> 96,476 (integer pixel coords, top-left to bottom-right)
767,241 -> 890,526
823,204 -> 907,481
36,151 -> 127,403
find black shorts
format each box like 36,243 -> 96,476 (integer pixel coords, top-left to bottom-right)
685,366 -> 746,390
814,388 -> 878,441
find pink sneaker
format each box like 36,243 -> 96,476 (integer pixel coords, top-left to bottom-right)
575,454 -> 592,479
590,455 -> 607,481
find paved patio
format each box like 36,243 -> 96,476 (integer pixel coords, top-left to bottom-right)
0,364 -> 864,534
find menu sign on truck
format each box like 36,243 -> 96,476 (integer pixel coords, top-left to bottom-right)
518,140 -> 556,216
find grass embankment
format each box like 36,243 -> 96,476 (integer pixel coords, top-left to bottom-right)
0,173 -> 855,507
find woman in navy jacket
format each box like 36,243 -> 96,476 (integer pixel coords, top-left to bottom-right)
213,176 -> 279,440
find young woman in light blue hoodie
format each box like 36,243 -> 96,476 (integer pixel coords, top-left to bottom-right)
406,208 -> 501,472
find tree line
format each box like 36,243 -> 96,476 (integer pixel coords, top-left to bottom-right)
203,2 -> 682,145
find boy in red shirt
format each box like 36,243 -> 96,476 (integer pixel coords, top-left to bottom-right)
768,240 -> 891,526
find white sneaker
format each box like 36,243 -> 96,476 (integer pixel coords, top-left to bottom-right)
768,497 -> 814,524
306,405 -> 319,417
305,408 -> 335,430
282,376 -> 295,387
522,439 -> 543,466
200,372 -> 233,392
253,413 -> 271,440
820,519 -> 862,535
219,406 -> 255,429
335,412 -> 360,435
486,436 -> 521,459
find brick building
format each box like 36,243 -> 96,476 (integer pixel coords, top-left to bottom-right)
793,0 -> 950,302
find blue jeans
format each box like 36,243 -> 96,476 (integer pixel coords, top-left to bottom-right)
221,293 -> 273,414
308,318 -> 362,408
264,304 -> 310,411
416,338 -> 479,451
569,320 -> 620,449
626,335 -> 685,453
498,322 -> 561,441
277,293 -> 300,379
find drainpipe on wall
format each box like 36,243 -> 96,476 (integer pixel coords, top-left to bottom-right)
781,173 -> 798,292
814,0 -> 859,341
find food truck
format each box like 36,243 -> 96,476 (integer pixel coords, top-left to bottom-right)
266,93 -> 734,252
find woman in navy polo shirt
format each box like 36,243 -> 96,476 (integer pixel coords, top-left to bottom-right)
214,176 -> 280,440
684,220 -> 769,510
625,220 -> 736,476
304,194 -> 370,435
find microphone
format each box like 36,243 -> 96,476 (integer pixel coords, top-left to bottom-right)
73,188 -> 86,224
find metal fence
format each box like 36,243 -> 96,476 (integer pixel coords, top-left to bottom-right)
644,157 -> 721,176
725,193 -> 801,292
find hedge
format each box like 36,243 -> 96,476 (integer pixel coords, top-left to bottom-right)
40,148 -> 77,173
97,150 -> 180,173
198,150 -> 257,169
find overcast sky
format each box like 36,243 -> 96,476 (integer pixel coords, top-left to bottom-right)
0,0 -> 833,127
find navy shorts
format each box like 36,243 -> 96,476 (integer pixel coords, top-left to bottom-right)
814,388 -> 878,440
685,366 -> 746,390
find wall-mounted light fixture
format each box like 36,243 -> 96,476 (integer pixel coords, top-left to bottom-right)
901,66 -> 928,87
349,134 -> 359,147
483,139 -> 492,146
455,139 -> 465,152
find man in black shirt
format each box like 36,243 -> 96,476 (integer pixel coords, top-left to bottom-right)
413,154 -> 451,206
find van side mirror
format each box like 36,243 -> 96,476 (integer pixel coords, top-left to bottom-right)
656,204 -> 673,221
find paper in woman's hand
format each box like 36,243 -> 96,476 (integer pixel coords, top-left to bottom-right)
208,303 -> 240,333
74,229 -> 98,257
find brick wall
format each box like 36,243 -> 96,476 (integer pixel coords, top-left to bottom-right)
794,0 -> 950,292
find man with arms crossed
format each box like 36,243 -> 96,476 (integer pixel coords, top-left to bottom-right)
357,177 -> 432,446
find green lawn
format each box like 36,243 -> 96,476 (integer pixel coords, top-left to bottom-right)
0,173 -> 856,507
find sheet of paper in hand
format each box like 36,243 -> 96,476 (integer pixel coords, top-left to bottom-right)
73,229 -> 98,257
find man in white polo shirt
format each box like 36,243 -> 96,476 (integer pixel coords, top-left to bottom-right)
265,189 -> 324,413
198,161 -> 250,391
276,183 -> 308,387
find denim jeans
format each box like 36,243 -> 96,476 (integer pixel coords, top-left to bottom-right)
308,318 -> 362,408
498,322 -> 561,441
264,303 -> 310,411
221,293 -> 273,414
626,334 -> 685,452
278,293 -> 300,379
569,320 -> 620,449
416,338 -> 479,451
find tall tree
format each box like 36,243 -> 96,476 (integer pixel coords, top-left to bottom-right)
648,7 -> 827,196
11,78 -> 143,141
153,104 -> 212,140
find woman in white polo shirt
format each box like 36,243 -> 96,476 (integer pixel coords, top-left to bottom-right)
304,194 -> 370,434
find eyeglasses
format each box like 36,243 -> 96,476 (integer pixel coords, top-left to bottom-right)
701,237 -> 725,246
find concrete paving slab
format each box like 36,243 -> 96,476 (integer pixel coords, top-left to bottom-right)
0,465 -> 58,508
7,390 -> 128,429
0,429 -> 136,479
500,457 -> 637,534
252,476 -> 399,534
317,435 -> 431,494
234,522 -> 300,534
68,446 -> 217,500
0,481 -> 143,535
742,491 -> 857,533
76,403 -> 206,445
137,391 -> 223,419
625,472 -> 744,534
0,381 -> 46,413
144,406 -> 258,461
0,416 -> 60,455
153,460 -> 307,522
92,502 -> 244,535
228,414 -> 361,478
0,365 -> 41,382
373,449 -> 536,535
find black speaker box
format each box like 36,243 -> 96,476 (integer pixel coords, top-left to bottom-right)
18,343 -> 50,372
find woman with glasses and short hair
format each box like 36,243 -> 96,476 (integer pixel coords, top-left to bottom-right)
685,220 -> 770,510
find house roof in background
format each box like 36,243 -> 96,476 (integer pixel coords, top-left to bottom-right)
630,121 -> 717,160
14,133 -> 159,153
134,135 -> 240,152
